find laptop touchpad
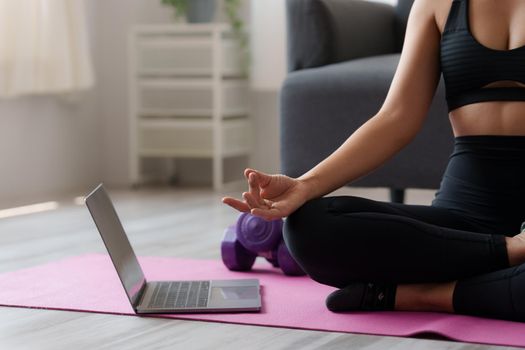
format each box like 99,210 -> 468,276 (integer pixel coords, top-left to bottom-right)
212,286 -> 259,300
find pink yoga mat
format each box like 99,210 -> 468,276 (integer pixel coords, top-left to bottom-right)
0,254 -> 524,348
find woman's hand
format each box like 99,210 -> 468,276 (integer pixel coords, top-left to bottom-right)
222,168 -> 310,220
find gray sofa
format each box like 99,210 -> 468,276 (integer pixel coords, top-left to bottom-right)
280,0 -> 454,203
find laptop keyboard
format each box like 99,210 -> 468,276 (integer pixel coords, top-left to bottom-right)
147,281 -> 210,309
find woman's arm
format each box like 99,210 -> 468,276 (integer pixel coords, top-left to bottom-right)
223,0 -> 444,220
298,0 -> 443,200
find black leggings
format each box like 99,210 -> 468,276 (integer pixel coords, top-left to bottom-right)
283,136 -> 525,322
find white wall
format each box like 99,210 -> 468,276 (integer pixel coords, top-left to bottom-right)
0,93 -> 101,203
250,0 -> 287,91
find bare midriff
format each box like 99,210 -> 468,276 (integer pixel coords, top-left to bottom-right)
449,81 -> 525,137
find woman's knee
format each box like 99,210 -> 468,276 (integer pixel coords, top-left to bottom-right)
282,196 -> 389,285
282,198 -> 330,267
283,195 -> 370,247
283,198 -> 329,246
283,197 -> 364,284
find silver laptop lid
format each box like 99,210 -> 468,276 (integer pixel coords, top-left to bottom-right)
85,184 -> 146,307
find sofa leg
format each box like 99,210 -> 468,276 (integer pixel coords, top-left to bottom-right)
390,188 -> 405,203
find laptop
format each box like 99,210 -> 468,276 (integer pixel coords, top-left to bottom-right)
85,184 -> 261,314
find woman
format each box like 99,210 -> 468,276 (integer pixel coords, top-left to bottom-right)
223,0 -> 525,322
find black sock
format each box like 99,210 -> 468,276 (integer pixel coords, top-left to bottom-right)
326,282 -> 397,312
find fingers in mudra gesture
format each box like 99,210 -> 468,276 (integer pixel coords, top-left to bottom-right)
222,168 -> 309,221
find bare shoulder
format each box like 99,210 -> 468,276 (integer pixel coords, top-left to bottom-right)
400,0 -> 431,31
408,0 -> 453,34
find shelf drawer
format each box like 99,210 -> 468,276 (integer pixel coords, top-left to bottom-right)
136,38 -> 242,77
138,79 -> 249,118
138,119 -> 252,157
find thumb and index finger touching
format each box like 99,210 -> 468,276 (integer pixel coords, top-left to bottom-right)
221,168 -> 270,212
245,168 -> 279,200
244,168 -> 287,220
244,168 -> 272,188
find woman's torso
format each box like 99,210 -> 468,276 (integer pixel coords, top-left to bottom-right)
435,0 -> 525,136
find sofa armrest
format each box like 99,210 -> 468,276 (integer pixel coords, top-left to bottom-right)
287,0 -> 399,72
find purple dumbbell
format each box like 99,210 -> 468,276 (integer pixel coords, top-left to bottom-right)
221,213 -> 305,276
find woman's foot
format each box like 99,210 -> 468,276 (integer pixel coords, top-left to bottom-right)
326,280 -> 456,313
325,282 -> 396,311
395,281 -> 456,313
505,229 -> 525,266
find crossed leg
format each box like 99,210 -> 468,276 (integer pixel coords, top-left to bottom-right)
283,196 -> 525,321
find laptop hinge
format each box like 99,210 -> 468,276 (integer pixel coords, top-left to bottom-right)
133,280 -> 148,310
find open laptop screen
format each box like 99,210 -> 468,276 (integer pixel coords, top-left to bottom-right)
85,184 -> 146,307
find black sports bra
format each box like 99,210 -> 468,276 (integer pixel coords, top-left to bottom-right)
440,0 -> 525,112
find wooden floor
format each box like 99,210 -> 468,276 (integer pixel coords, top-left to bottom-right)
0,186 -> 518,349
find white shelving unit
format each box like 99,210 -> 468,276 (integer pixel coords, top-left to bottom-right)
129,24 -> 251,190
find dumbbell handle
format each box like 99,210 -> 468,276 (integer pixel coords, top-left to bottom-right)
258,250 -> 275,260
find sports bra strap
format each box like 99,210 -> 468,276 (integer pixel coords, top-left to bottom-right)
443,0 -> 468,34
